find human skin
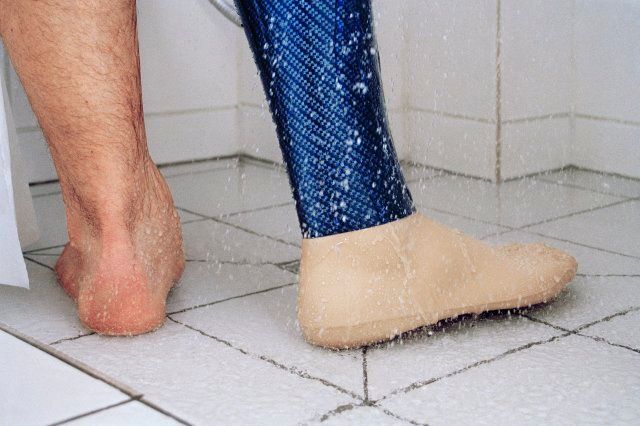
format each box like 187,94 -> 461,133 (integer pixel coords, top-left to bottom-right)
0,0 -> 185,335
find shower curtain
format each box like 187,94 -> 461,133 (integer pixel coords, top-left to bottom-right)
0,70 -> 38,288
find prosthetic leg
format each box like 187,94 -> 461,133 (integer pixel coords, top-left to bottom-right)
236,0 -> 577,348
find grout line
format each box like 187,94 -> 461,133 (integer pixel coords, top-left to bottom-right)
494,0 -> 503,184
575,112 -> 640,128
223,201 -> 295,219
573,306 -> 640,333
0,321 -> 141,398
167,282 -> 296,316
144,105 -> 236,118
577,273 -> 640,278
136,398 -> 193,426
403,105 -> 495,124
178,206 -> 301,249
362,348 -> 369,402
23,243 -> 66,255
50,332 -> 96,346
374,333 -> 571,403
24,255 -> 55,271
574,333 -> 640,355
502,112 -> 571,124
49,398 -> 136,426
522,229 -> 640,260
378,407 -> 428,426
517,197 -> 635,232
317,403 -> 358,422
167,317 -> 363,401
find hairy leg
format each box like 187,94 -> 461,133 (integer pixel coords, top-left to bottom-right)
0,0 -> 184,334
237,0 -> 577,348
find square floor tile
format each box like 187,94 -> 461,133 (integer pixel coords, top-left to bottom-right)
167,261 -> 296,314
580,309 -> 640,351
483,229 -> 640,275
380,335 -> 640,424
24,253 -> 58,269
67,401 -> 179,425
0,260 -> 85,344
55,322 -> 354,424
526,276 -> 640,330
182,219 -> 299,263
366,316 -> 560,400
224,204 -> 300,245
0,330 -> 127,426
526,200 -> 640,257
168,164 -> 292,218
172,286 -> 365,398
420,208 -> 509,239
538,168 -> 640,198
408,175 -> 622,228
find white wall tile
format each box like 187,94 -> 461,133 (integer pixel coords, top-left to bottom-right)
145,108 -> 238,165
572,118 -> 640,178
14,129 -> 57,183
407,110 -> 496,180
137,0 -> 239,113
574,0 -> 640,122
501,117 -> 570,179
373,0 -> 407,111
501,0 -> 572,120
405,0 -> 497,121
238,105 -> 280,163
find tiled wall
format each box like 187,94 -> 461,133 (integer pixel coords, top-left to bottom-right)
2,0 -> 639,183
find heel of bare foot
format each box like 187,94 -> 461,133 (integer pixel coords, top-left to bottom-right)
297,213 -> 577,349
55,163 -> 185,336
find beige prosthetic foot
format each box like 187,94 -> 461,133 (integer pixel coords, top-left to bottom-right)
298,213 -> 577,349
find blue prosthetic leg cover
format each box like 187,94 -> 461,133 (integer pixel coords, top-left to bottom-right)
236,0 -> 414,238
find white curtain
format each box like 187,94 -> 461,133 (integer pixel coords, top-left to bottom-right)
0,70 -> 39,288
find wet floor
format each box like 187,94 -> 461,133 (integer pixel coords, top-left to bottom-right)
2,157 -> 639,424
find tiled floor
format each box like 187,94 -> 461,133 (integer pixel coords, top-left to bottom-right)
2,158 -> 640,425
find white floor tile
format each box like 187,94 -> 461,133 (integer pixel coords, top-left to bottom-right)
224,204 -> 300,245
526,276 -> 640,330
67,401 -> 179,426
420,208 -> 509,239
311,405 -> 406,425
0,260 -> 85,344
483,229 -> 640,275
366,316 -> 560,400
580,310 -> 640,352
380,335 -> 640,425
408,175 -> 622,228
24,253 -> 58,269
0,330 -> 127,426
167,261 -> 296,314
182,219 -> 299,263
172,286 -> 365,398
168,164 -> 292,218
538,168 -> 640,198
55,322 -> 354,424
526,200 -> 640,257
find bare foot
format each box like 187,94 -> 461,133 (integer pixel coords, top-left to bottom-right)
298,213 -> 577,348
55,163 -> 185,335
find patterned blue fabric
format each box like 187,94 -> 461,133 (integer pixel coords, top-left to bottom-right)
236,0 -> 414,238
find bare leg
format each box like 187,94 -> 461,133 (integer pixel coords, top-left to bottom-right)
0,0 -> 184,335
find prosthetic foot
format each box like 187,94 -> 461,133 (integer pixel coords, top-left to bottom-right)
298,213 -> 577,348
